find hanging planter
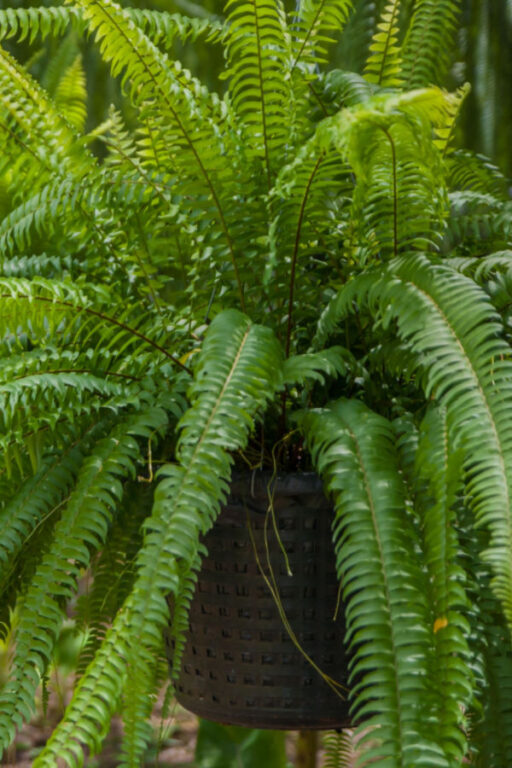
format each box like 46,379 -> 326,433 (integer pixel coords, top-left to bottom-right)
165,472 -> 351,730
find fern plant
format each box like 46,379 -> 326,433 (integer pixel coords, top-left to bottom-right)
0,0 -> 511,766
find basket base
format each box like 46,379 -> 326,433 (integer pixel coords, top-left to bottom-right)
167,472 -> 351,731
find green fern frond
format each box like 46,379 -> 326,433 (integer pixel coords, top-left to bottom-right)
0,276 -> 87,342
0,447 -> 84,594
32,309 -> 283,765
267,142 -> 350,336
303,398 -> 444,767
72,0 -> 246,306
0,407 -> 166,749
224,0 -> 293,186
283,346 -> 353,386
1,253 -> 76,280
448,150 -> 510,198
292,0 -> 354,67
322,69 -> 375,109
126,8 -> 225,49
470,577 -> 512,767
364,0 -> 403,88
320,89 -> 453,260
0,6 -> 78,45
75,483 -> 152,675
434,84 -> 470,155
444,191 -> 511,254
54,54 -> 87,133
164,549 -> 202,685
0,371 -> 146,475
415,405 -> 473,762
0,6 -> 222,48
402,0 -> 461,88
323,729 -> 356,768
119,645 -> 160,768
317,254 -> 512,634
0,43 -> 83,168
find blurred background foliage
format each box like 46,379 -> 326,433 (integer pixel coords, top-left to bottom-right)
3,0 -> 512,175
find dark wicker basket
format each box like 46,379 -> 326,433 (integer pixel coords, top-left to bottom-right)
165,472 -> 351,730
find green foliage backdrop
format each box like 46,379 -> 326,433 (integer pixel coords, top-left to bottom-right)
0,1 -> 510,767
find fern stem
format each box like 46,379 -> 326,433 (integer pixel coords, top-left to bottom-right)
134,214 -> 163,314
291,1 -> 325,72
0,294 -> 192,373
307,82 -> 329,118
12,368 -> 141,382
375,0 -> 400,86
253,0 -> 272,192
285,153 -> 325,358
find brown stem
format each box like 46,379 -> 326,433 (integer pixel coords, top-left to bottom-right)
0,294 -> 192,374
296,730 -> 317,768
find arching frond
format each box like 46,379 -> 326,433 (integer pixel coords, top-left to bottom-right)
0,407 -> 166,747
317,254 -> 512,634
303,399 -> 444,767
32,310 -> 283,765
319,89 -> 453,261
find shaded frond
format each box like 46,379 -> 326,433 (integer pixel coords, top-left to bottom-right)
75,483 -> 153,675
283,346 -> 353,386
0,447 -> 84,596
402,0 -> 461,88
322,69 -> 375,109
448,150 -> 510,199
54,54 -> 87,133
443,191 -> 511,254
268,141 -> 350,337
